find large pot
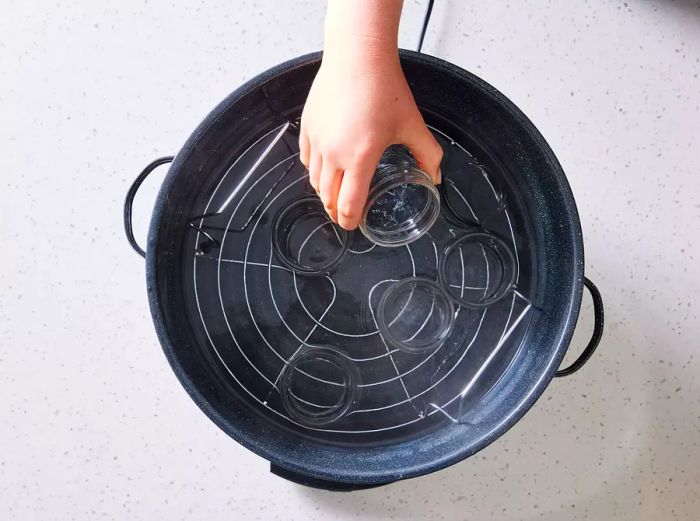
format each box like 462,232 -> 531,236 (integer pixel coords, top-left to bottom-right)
124,51 -> 603,490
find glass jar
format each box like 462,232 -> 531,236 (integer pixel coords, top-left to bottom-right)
376,276 -> 456,354
359,145 -> 440,247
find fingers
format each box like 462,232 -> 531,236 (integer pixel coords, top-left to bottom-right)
308,151 -> 322,193
402,123 -> 443,184
319,161 -> 343,223
299,129 -> 310,169
336,170 -> 370,230
336,150 -> 381,230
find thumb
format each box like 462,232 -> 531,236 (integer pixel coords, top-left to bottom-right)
401,123 -> 443,184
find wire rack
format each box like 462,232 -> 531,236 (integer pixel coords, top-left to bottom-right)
187,121 -> 536,444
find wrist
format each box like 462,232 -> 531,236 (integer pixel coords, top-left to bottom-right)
323,34 -> 399,70
323,0 -> 401,61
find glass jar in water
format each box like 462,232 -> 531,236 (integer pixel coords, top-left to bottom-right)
359,145 -> 440,247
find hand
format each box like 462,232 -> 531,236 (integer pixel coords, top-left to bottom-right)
299,42 -> 443,230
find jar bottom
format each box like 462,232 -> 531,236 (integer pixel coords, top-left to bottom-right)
360,170 -> 440,248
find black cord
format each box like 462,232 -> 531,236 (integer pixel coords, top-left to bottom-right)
417,0 -> 435,53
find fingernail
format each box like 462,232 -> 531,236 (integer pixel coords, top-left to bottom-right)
437,168 -> 442,185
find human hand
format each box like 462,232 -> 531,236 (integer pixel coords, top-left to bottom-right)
299,39 -> 443,230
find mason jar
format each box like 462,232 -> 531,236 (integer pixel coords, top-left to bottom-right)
359,145 -> 440,247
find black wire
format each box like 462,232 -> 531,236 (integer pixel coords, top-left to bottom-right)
417,0 -> 435,53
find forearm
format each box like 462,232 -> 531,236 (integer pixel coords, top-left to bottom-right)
324,0 -> 403,61
302,0 -> 442,229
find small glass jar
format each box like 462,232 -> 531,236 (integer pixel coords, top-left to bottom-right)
359,145 -> 440,248
439,231 -> 516,308
376,277 -> 456,354
272,196 -> 349,275
278,346 -> 359,426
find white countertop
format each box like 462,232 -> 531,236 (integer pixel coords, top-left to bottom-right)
1,1 -> 698,519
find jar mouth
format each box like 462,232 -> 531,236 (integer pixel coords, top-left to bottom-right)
278,347 -> 359,426
376,277 -> 456,354
360,168 -> 440,248
438,231 -> 516,308
272,196 -> 349,275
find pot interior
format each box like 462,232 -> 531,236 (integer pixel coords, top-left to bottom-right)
148,51 -> 582,482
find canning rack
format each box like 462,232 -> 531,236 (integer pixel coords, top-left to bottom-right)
130,119 -> 539,442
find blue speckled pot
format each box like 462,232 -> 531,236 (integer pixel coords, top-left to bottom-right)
132,51 -> 602,490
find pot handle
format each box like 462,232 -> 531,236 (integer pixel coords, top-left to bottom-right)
555,277 -> 604,377
124,156 -> 175,258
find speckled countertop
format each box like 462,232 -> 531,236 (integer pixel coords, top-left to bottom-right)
1,1 -> 698,519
